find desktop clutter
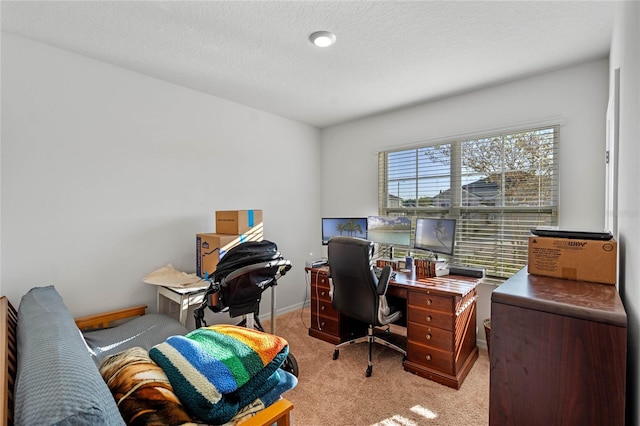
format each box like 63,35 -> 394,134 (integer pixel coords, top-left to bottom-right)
376,257 -> 449,278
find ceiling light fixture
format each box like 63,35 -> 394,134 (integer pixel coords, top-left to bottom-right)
310,31 -> 336,48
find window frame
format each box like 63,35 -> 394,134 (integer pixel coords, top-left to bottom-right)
378,125 -> 560,283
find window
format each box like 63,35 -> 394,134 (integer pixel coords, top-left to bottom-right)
378,126 -> 559,281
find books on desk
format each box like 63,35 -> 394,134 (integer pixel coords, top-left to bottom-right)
375,259 -> 400,271
414,259 -> 449,277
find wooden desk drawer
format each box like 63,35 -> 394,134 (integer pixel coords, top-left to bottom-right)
311,296 -> 338,319
408,306 -> 454,331
312,285 -> 332,302
310,271 -> 330,288
408,322 -> 454,352
408,291 -> 453,312
310,315 -> 339,335
407,342 -> 454,375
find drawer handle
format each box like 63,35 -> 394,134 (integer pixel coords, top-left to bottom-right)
320,306 -> 325,311
321,278 -> 326,284
426,315 -> 432,322
426,354 -> 432,361
427,299 -> 432,305
321,291 -> 326,296
426,334 -> 432,340
321,321 -> 326,327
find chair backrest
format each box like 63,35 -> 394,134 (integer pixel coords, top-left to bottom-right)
328,236 -> 380,325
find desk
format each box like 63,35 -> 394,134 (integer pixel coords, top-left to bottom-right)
156,285 -> 208,327
306,266 -> 479,389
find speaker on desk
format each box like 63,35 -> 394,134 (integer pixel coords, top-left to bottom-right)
449,265 -> 486,278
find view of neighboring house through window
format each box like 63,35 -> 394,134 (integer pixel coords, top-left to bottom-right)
378,126 -> 559,282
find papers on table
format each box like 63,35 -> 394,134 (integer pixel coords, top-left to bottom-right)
143,264 -> 208,289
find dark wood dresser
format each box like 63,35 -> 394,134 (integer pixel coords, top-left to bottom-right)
489,268 -> 627,425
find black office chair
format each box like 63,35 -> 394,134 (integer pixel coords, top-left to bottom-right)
328,236 -> 407,377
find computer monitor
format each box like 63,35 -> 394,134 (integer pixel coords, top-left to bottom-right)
414,218 -> 457,258
321,217 -> 367,245
367,216 -> 412,246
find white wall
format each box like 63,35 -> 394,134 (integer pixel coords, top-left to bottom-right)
1,33 -> 322,322
321,59 -> 610,346
610,2 -> 640,424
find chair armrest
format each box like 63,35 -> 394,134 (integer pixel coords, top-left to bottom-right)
242,398 -> 293,426
74,305 -> 147,331
376,265 -> 392,295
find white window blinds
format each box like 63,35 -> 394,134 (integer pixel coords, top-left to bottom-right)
378,126 -> 559,280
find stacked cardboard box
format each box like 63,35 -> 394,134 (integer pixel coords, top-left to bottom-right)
196,209 -> 263,278
527,236 -> 617,285
215,209 -> 263,235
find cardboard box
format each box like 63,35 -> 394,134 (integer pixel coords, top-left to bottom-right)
216,209 -> 263,235
196,231 -> 264,278
527,236 -> 617,285
196,234 -> 237,278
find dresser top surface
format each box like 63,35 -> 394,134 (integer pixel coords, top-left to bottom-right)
492,268 -> 627,326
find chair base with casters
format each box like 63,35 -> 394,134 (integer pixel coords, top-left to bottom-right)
333,324 -> 407,377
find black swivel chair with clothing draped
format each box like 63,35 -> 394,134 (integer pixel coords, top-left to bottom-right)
327,236 -> 407,377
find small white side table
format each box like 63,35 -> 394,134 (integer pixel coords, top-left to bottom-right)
156,285 -> 209,327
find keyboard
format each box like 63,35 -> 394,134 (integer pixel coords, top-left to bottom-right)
373,266 -> 396,280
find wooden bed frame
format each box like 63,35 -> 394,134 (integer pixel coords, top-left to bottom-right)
0,296 -> 293,426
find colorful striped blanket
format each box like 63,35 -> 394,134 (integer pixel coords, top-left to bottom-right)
149,324 -> 289,424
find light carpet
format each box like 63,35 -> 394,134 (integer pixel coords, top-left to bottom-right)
262,306 -> 489,426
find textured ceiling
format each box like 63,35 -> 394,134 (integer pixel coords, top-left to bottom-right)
1,1 -> 615,128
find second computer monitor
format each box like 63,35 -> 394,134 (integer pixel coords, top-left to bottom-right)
367,216 -> 412,246
414,217 -> 457,257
